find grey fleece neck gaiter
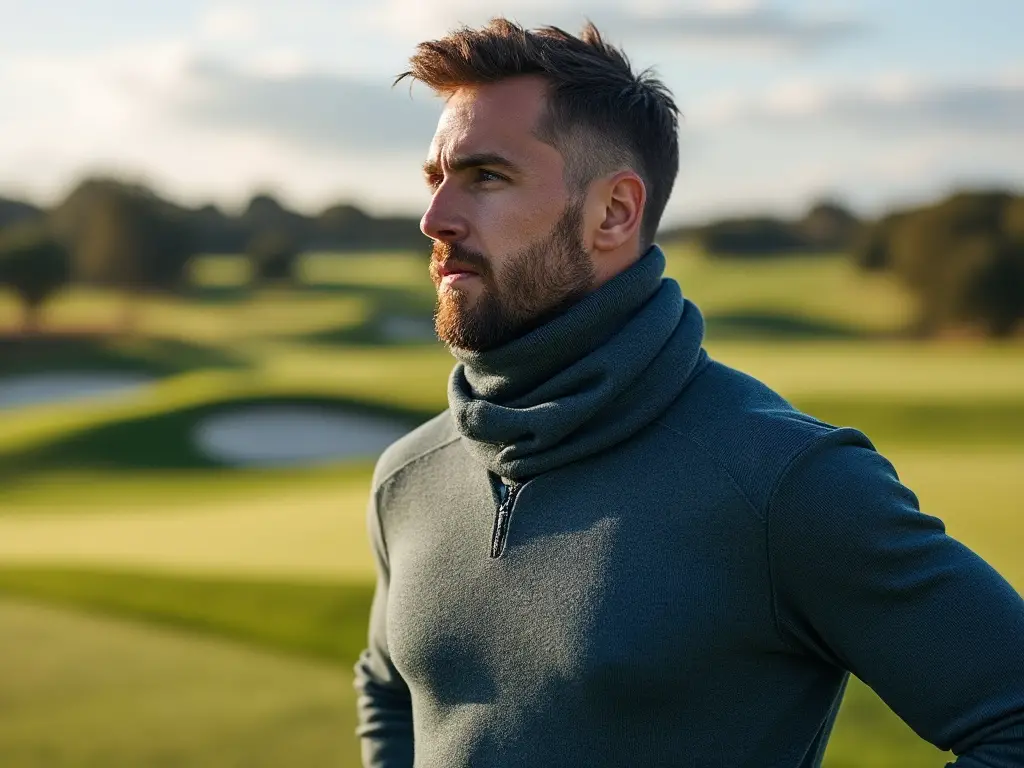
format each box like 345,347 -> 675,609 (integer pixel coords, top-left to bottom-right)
447,245 -> 707,481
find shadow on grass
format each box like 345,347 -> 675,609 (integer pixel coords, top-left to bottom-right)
0,334 -> 249,377
704,311 -> 869,341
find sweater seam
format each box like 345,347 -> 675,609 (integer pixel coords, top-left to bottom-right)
370,482 -> 391,569
653,420 -> 789,649
375,434 -> 463,495
373,430 -> 463,566
652,417 -> 834,654
651,421 -> 764,525
764,429 -> 840,654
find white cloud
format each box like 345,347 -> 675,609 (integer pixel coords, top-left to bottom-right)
0,42 -> 438,212
359,0 -> 865,54
697,73 -> 1024,135
197,4 -> 262,44
0,8 -> 1020,225
666,73 -> 1024,223
162,58 -> 441,152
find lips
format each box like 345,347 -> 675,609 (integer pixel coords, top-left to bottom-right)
438,261 -> 480,277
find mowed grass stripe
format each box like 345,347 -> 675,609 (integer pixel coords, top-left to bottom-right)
0,598 -> 360,768
0,568 -> 373,667
0,478 -> 377,580
0,450 -> 1019,584
0,463 -> 374,508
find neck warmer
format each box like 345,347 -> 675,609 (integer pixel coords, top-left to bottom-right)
447,245 -> 707,481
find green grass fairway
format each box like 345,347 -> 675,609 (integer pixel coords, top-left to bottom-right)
0,286 -> 370,345
0,472 -> 376,580
1,249 -> 1021,766
0,442 -> 1019,767
707,339 -> 1024,400
662,248 -> 914,334
300,251 -> 433,292
0,570 -> 372,665
0,599 -> 358,768
0,449 -> 1018,583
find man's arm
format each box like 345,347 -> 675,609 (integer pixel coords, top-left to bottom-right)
768,428 -> 1024,766
354,489 -> 414,767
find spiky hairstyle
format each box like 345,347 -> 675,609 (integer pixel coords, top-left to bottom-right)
397,18 -> 681,251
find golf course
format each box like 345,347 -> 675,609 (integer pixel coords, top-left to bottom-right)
0,246 -> 1021,767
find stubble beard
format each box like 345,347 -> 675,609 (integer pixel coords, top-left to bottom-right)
430,200 -> 596,352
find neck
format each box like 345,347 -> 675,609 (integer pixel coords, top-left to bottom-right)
590,242 -> 644,291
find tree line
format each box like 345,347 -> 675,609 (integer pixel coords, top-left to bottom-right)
0,177 -> 428,332
853,191 -> 1024,338
0,178 -> 1022,338
660,200 -> 863,256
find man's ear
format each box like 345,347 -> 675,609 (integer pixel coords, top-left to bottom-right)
592,170 -> 646,252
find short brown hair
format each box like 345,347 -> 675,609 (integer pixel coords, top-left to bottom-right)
396,18 -> 680,252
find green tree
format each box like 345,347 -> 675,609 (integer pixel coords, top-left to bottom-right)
0,221 -> 71,333
51,178 -> 195,292
695,216 -> 806,257
853,211 -> 908,272
247,230 -> 300,284
867,191 -> 1024,337
797,200 -> 862,251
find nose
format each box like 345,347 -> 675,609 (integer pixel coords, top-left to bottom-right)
420,184 -> 468,243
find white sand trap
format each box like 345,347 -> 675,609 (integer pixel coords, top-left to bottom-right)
193,404 -> 411,467
0,371 -> 153,410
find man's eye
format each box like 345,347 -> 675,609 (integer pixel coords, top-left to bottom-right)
476,169 -> 505,183
426,174 -> 443,190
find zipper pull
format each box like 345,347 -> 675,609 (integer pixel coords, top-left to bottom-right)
490,480 -> 521,559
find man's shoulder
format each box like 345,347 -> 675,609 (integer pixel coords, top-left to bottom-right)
371,409 -> 460,491
658,357 -> 861,514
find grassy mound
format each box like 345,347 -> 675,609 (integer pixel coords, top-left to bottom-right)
0,567 -> 373,666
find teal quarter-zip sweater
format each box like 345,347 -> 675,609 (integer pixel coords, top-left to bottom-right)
354,245 -> 1024,767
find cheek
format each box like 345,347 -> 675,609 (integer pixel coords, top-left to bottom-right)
474,189 -> 562,257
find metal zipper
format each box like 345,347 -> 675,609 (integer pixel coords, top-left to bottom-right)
490,479 -> 522,559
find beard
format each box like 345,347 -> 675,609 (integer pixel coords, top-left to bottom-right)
429,199 -> 596,352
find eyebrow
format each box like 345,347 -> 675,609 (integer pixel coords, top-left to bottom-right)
422,152 -> 520,178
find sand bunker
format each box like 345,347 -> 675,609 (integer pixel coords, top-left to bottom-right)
0,372 -> 153,410
193,404 -> 411,467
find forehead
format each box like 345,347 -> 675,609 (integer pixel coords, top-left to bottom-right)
427,76 -> 559,168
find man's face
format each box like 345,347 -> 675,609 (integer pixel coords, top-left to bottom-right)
421,76 -> 596,352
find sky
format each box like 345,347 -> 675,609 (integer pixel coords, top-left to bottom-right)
1,0 -> 1022,226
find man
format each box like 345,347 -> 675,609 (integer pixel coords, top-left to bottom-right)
355,19 -> 1024,767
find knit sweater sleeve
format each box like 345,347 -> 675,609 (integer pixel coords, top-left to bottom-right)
767,427 -> 1024,766
353,488 -> 414,768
